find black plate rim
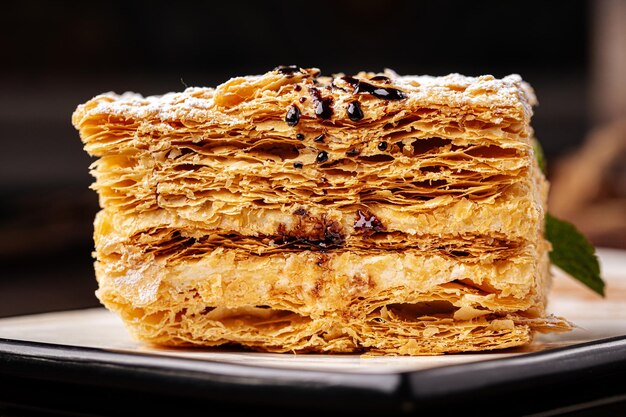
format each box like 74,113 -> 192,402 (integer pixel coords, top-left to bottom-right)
1,335 -> 626,415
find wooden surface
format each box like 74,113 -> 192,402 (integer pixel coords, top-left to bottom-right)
0,248 -> 624,374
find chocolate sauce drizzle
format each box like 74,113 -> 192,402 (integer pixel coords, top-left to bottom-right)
341,76 -> 406,100
347,101 -> 364,121
369,75 -> 391,83
310,87 -> 333,120
342,76 -> 359,88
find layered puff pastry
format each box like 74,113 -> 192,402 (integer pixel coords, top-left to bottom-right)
72,66 -> 570,355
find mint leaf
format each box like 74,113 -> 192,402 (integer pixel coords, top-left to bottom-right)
532,138 -> 547,174
545,213 -> 605,296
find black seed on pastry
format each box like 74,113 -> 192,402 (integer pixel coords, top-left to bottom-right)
314,134 -> 325,143
294,84 -> 302,92
347,101 -> 364,121
299,97 -> 307,103
378,141 -> 388,151
296,133 -> 305,140
346,148 -> 360,156
316,151 -> 329,163
285,105 -> 301,126
275,65 -> 301,75
293,161 -> 303,169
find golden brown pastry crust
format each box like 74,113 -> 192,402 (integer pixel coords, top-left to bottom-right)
73,67 -> 569,354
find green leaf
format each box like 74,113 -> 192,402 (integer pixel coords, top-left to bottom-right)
545,213 -> 605,296
532,137 -> 547,174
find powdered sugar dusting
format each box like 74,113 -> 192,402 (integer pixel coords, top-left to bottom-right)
394,73 -> 536,116
74,69 -> 536,124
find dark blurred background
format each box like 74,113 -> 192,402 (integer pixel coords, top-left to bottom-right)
1,0 -> 624,317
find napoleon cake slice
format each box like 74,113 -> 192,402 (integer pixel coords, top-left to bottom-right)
72,66 -> 569,354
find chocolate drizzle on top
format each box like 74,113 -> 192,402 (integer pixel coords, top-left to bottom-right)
369,75 -> 391,83
341,76 -> 406,100
285,105 -> 301,127
310,87 -> 334,120
347,101 -> 364,121
341,76 -> 359,88
315,99 -> 333,119
355,82 -> 406,100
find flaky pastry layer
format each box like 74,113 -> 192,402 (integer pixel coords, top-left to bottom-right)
96,243 -> 567,354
